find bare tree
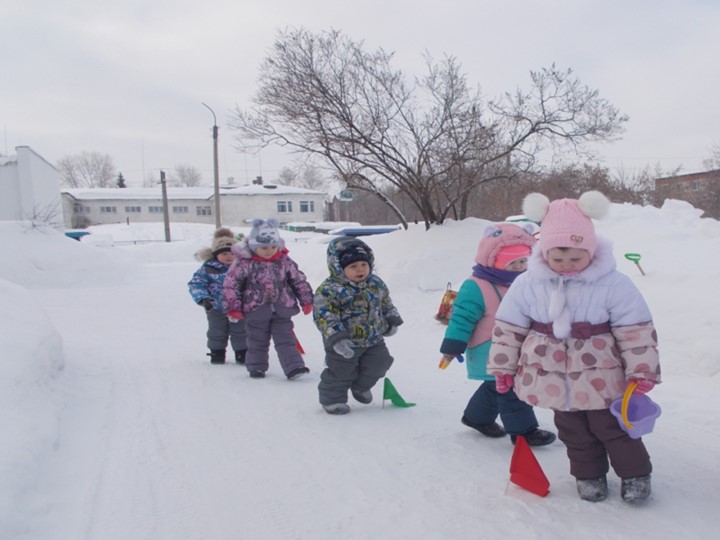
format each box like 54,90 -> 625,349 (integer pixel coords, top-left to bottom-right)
279,163 -> 330,191
278,167 -> 298,185
22,202 -> 63,230
143,171 -> 158,188
703,143 -> 720,170
299,165 -> 328,191
230,28 -> 627,229
173,164 -> 203,187
57,151 -> 117,188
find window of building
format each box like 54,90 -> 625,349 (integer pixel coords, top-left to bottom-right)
172,206 -> 189,214
148,206 -> 164,214
277,201 -> 293,213
73,205 -> 91,214
299,200 -> 315,213
100,206 -> 117,213
125,206 -> 142,213
196,206 -> 212,216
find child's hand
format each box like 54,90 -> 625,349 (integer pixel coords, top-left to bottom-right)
199,298 -> 214,311
227,310 -> 243,323
630,379 -> 655,395
383,325 -> 398,337
333,339 -> 355,359
495,374 -> 514,393
301,304 -> 313,315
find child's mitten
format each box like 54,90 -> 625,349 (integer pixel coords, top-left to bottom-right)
383,325 -> 398,337
200,298 -> 214,311
227,310 -> 244,323
438,354 -> 455,369
333,339 -> 355,359
495,374 -> 514,393
630,379 -> 655,395
301,304 -> 313,315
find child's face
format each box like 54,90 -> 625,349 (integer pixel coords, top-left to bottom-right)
343,261 -> 370,282
216,251 -> 235,265
546,247 -> 591,273
255,245 -> 279,259
504,257 -> 528,272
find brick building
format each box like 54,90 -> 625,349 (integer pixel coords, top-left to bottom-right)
655,169 -> 720,219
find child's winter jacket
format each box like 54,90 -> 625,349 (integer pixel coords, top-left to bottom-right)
488,238 -> 661,411
441,278 -> 506,380
313,238 -> 403,349
188,259 -> 231,313
222,241 -> 313,315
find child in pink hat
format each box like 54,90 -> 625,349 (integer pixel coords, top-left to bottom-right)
439,222 -> 556,447
488,191 -> 661,504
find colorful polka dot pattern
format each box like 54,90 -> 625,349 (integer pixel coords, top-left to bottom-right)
489,320 -> 660,411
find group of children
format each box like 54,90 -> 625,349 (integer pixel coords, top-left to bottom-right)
188,218 -> 401,401
188,190 -> 661,505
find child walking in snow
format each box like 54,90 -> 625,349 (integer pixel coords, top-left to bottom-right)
223,218 -> 314,380
188,227 -> 248,365
488,191 -> 661,504
439,223 -> 556,446
313,237 -> 403,415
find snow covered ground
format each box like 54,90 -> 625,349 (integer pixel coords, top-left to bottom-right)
2,199 -> 719,539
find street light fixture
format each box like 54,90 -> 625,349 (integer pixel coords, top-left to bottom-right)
201,102 -> 221,228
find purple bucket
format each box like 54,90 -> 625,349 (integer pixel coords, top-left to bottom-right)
610,394 -> 662,439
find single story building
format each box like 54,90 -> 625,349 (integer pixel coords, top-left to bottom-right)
61,183 -> 327,228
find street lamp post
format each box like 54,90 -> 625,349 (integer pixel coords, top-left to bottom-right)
160,170 -> 171,242
202,102 -> 221,228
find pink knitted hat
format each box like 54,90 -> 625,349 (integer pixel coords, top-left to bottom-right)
475,222 -> 536,268
494,244 -> 532,269
523,191 -> 610,258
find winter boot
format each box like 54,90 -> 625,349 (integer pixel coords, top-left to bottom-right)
511,428 -> 557,447
323,403 -> 351,415
208,349 -> 226,364
461,416 -> 507,438
351,388 -> 373,404
621,475 -> 651,504
577,476 -> 608,502
286,367 -> 310,380
249,370 -> 266,379
235,349 -> 247,365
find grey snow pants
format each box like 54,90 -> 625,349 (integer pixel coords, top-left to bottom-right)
244,304 -> 305,376
206,310 -> 247,352
318,340 -> 394,406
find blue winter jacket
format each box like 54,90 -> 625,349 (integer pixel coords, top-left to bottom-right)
188,258 -> 231,313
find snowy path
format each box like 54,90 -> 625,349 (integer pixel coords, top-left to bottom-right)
19,258 -> 719,540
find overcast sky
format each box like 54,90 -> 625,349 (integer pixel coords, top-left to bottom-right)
3,0 -> 719,187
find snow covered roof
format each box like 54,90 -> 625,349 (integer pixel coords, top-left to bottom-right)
63,187 -> 212,201
222,184 -> 325,196
62,184 -> 326,201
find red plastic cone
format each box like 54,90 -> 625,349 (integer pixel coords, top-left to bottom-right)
509,435 -> 550,497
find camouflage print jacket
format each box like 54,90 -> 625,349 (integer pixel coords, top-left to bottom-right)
313,237 -> 403,349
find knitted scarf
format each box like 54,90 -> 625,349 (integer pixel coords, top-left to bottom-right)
472,264 -> 523,287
